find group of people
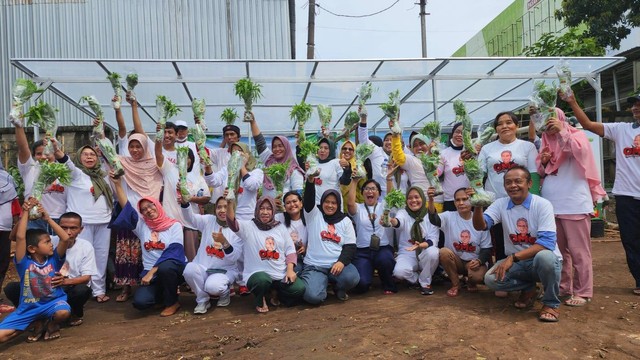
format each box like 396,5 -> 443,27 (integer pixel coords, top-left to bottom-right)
0,86 -> 639,344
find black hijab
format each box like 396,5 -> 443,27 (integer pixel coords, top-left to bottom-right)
317,189 -> 347,225
317,138 -> 336,164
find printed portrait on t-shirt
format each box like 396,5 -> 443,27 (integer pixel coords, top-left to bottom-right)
623,134 -> 640,157
452,155 -> 465,176
493,150 -> 517,173
265,236 -> 276,251
453,229 -> 476,252
509,217 -> 536,245
290,229 -> 300,243
320,223 -> 341,243
259,236 -> 280,260
634,134 -> 640,148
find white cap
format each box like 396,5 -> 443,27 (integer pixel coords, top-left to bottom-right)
175,120 -> 188,128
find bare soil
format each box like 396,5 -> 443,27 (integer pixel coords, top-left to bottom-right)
1,230 -> 639,360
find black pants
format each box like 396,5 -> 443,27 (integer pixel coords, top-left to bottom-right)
4,281 -> 92,318
132,259 -> 185,310
0,231 -> 10,290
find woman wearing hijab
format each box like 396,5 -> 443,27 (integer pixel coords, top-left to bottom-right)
110,173 -> 185,317
180,196 -> 242,314
383,186 -> 440,295
226,193 -> 304,313
537,108 -> 606,307
438,123 -> 470,212
300,172 -> 359,304
113,133 -> 164,302
53,143 -> 113,303
0,155 -> 19,313
338,140 -> 366,212
250,118 -> 305,200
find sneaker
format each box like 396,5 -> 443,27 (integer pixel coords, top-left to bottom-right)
238,285 -> 250,296
193,302 -> 211,315
336,290 -> 349,301
217,293 -> 231,307
420,286 -> 434,295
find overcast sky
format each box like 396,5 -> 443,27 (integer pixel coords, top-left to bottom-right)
294,0 -> 514,59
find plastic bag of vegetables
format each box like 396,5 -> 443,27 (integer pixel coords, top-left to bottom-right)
381,189 -> 405,227
107,73 -> 122,109
299,139 -> 320,177
418,153 -> 443,196
420,120 -> 441,144
290,101 -> 313,141
264,160 -> 289,201
357,82 -> 375,116
454,99 -> 478,156
155,95 -> 181,142
317,104 -> 332,130
126,73 -> 138,101
95,138 -> 125,178
177,147 -> 191,202
353,143 -> 375,178
24,101 -> 58,156
463,158 -> 495,207
192,98 -> 207,130
190,122 -> 213,167
80,95 -> 105,139
226,150 -> 244,200
530,81 -> 558,132
555,59 -> 572,98
29,161 -> 72,219
380,90 -> 402,134
473,121 -> 495,150
234,78 -> 262,122
9,79 -> 44,127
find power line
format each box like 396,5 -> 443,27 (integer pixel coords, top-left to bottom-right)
315,1 -> 401,18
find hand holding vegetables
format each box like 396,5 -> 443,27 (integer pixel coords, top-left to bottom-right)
155,95 -> 181,142
126,73 -> 139,102
25,101 -> 58,156
107,73 -> 122,110
234,78 -> 262,122
290,101 -> 313,141
353,143 -> 375,178
317,105 -> 332,129
225,151 -> 244,200
299,139 -> 320,177
463,158 -> 495,207
9,79 -> 44,127
29,161 -> 72,219
176,147 -> 191,202
356,82 -> 375,116
192,98 -> 207,130
80,95 -> 105,139
381,189 -> 405,227
96,138 -> 125,178
380,90 -> 401,134
530,81 -> 558,132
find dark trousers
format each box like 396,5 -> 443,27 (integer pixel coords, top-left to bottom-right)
132,259 -> 185,310
491,224 -> 506,261
4,281 -> 92,318
352,245 -> 397,293
0,231 -> 10,289
616,196 -> 640,288
246,271 -> 305,308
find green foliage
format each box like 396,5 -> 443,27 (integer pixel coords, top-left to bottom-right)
12,79 -> 44,103
299,139 -> 319,158
107,72 -> 121,90
379,90 -> 400,119
126,73 -> 138,91
290,101 -> 313,127
40,161 -> 72,186
420,120 -> 440,141
192,98 -> 206,120
384,189 -> 406,210
522,27 -> 605,56
156,95 -> 181,119
220,108 -> 239,125
7,166 -> 24,201
234,78 -> 262,108
265,160 -> 290,193
317,105 -> 332,128
79,95 -> 104,118
344,111 -> 360,128
25,101 -> 58,130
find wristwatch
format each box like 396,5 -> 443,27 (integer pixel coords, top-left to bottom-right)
512,254 -> 520,263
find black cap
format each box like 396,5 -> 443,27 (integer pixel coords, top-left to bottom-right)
222,124 -> 241,137
369,135 -> 383,147
627,95 -> 640,105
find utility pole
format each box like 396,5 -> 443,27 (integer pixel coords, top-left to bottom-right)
419,0 -> 428,57
307,0 -> 316,59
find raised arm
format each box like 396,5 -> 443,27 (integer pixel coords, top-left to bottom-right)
15,124 -> 32,164
303,173 -> 317,213
14,199 -> 35,262
562,91 -> 604,137
114,95 -> 127,139
155,126 -> 164,168
127,92 -> 145,135
40,204 -> 70,258
346,177 -> 357,216
110,172 -> 128,208
426,187 -> 442,227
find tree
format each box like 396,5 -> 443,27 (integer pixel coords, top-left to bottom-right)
522,28 -> 605,56
556,0 -> 640,50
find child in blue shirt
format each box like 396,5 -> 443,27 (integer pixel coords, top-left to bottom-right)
0,198 -> 71,343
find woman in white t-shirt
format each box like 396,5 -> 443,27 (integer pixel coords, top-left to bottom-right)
274,191 -> 307,272
438,123 -> 470,211
537,108 -> 606,306
307,138 -> 344,205
53,144 -> 114,303
227,195 -> 305,313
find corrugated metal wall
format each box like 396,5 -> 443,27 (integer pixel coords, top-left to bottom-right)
0,0 -> 291,127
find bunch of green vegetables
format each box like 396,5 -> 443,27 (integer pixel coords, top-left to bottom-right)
265,160 -> 290,199
155,95 -> 181,141
107,73 -> 122,109
191,122 -> 213,166
454,99 -> 476,155
344,111 -> 360,131
7,166 -> 25,202
177,147 -> 191,201
555,59 -> 572,98
299,139 -> 320,176
530,81 -> 558,132
226,151 -> 244,200
80,95 -> 105,139
290,101 -> 313,141
421,120 -> 441,143
234,78 -> 262,122
317,104 -> 332,129
9,79 -> 44,127
220,107 -> 238,125
463,158 -> 495,207
353,143 -> 375,178
381,189 -> 405,226
380,90 -> 402,134
126,73 -> 139,101
25,101 -> 58,156
473,121 -> 495,149
418,153 -> 443,196
357,82 -> 375,116
192,98 -> 207,129
30,161 -> 72,219
95,138 -> 125,178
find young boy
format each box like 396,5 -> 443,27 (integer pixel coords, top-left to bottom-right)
0,198 -> 71,343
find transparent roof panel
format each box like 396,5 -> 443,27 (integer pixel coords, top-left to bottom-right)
11,57 -> 624,134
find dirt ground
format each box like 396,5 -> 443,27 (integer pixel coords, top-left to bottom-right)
0,229 -> 639,360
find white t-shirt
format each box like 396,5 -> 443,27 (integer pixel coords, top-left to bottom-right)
233,219 -> 296,281
438,146 -> 470,202
132,220 -> 184,271
540,156 -> 593,215
18,157 -> 67,218
186,170 -> 211,215
62,159 -> 112,224
478,139 -> 538,199
483,194 -> 561,259
51,236 -> 98,286
603,123 -> 640,197
158,159 -> 186,226
314,159 -> 343,205
394,209 -> 440,257
438,211 -> 491,261
162,148 -> 177,166
357,125 -> 389,196
275,213 -> 307,247
204,167 -> 264,220
303,205 -> 356,268
0,199 -> 15,231
351,202 -> 389,249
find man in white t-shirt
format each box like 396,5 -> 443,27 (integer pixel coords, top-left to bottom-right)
4,212 -> 98,326
208,124 -> 241,207
174,120 -> 201,165
564,91 -> 640,296
472,165 -> 562,322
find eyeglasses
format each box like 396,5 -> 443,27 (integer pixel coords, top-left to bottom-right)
363,187 -> 378,192
139,205 -> 156,213
259,206 -> 273,211
342,148 -> 354,152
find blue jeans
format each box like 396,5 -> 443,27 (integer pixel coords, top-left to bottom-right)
352,246 -> 397,293
484,250 -> 561,308
299,264 -> 360,305
133,259 -> 185,310
616,195 -> 640,288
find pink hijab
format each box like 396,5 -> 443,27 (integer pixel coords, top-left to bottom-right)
263,136 -> 304,191
536,108 -> 606,202
119,134 -> 163,199
138,196 -> 178,232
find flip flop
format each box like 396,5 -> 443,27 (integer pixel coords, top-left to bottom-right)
538,306 -> 560,322
565,296 -> 591,307
96,294 -> 110,303
446,286 -> 460,297
44,322 -> 61,341
514,288 -> 538,309
26,320 -> 47,343
116,290 -> 130,302
633,288 -> 640,296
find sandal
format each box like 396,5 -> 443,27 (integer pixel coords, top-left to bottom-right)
446,286 -> 460,297
538,306 -> 560,322
633,288 -> 640,296
514,288 -> 538,309
44,322 -> 61,341
256,297 -> 269,313
26,320 -> 47,343
467,284 -> 479,293
565,296 -> 590,307
69,317 -> 84,326
116,289 -> 131,302
95,294 -> 110,303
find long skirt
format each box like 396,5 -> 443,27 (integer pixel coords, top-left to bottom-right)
114,229 -> 143,286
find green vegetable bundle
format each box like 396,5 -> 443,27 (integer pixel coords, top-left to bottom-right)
382,189 -> 405,226
264,160 -> 290,197
107,73 -> 122,109
177,147 -> 191,201
555,59 -> 572,98
226,151 -> 244,200
354,143 -> 375,178
474,122 -> 495,149
344,111 -> 360,129
80,95 -> 105,139
7,166 -> 25,202
454,99 -> 476,155
234,78 -> 262,122
192,98 -> 206,128
420,120 -> 441,143
290,101 -> 313,141
530,81 -> 558,132
317,104 -> 332,129
126,73 -> 139,101
220,108 -> 238,125
9,79 -> 44,127
190,123 -> 213,166
357,82 -> 375,115
299,139 -> 320,176
380,90 -> 401,134
155,95 -> 182,141
30,161 -> 72,219
25,101 -> 58,156
463,158 -> 494,207
418,153 -> 443,195
95,138 -> 125,178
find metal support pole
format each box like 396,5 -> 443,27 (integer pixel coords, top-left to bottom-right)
419,0 -> 427,57
307,0 -> 316,59
432,79 -> 438,122
612,69 -> 621,111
